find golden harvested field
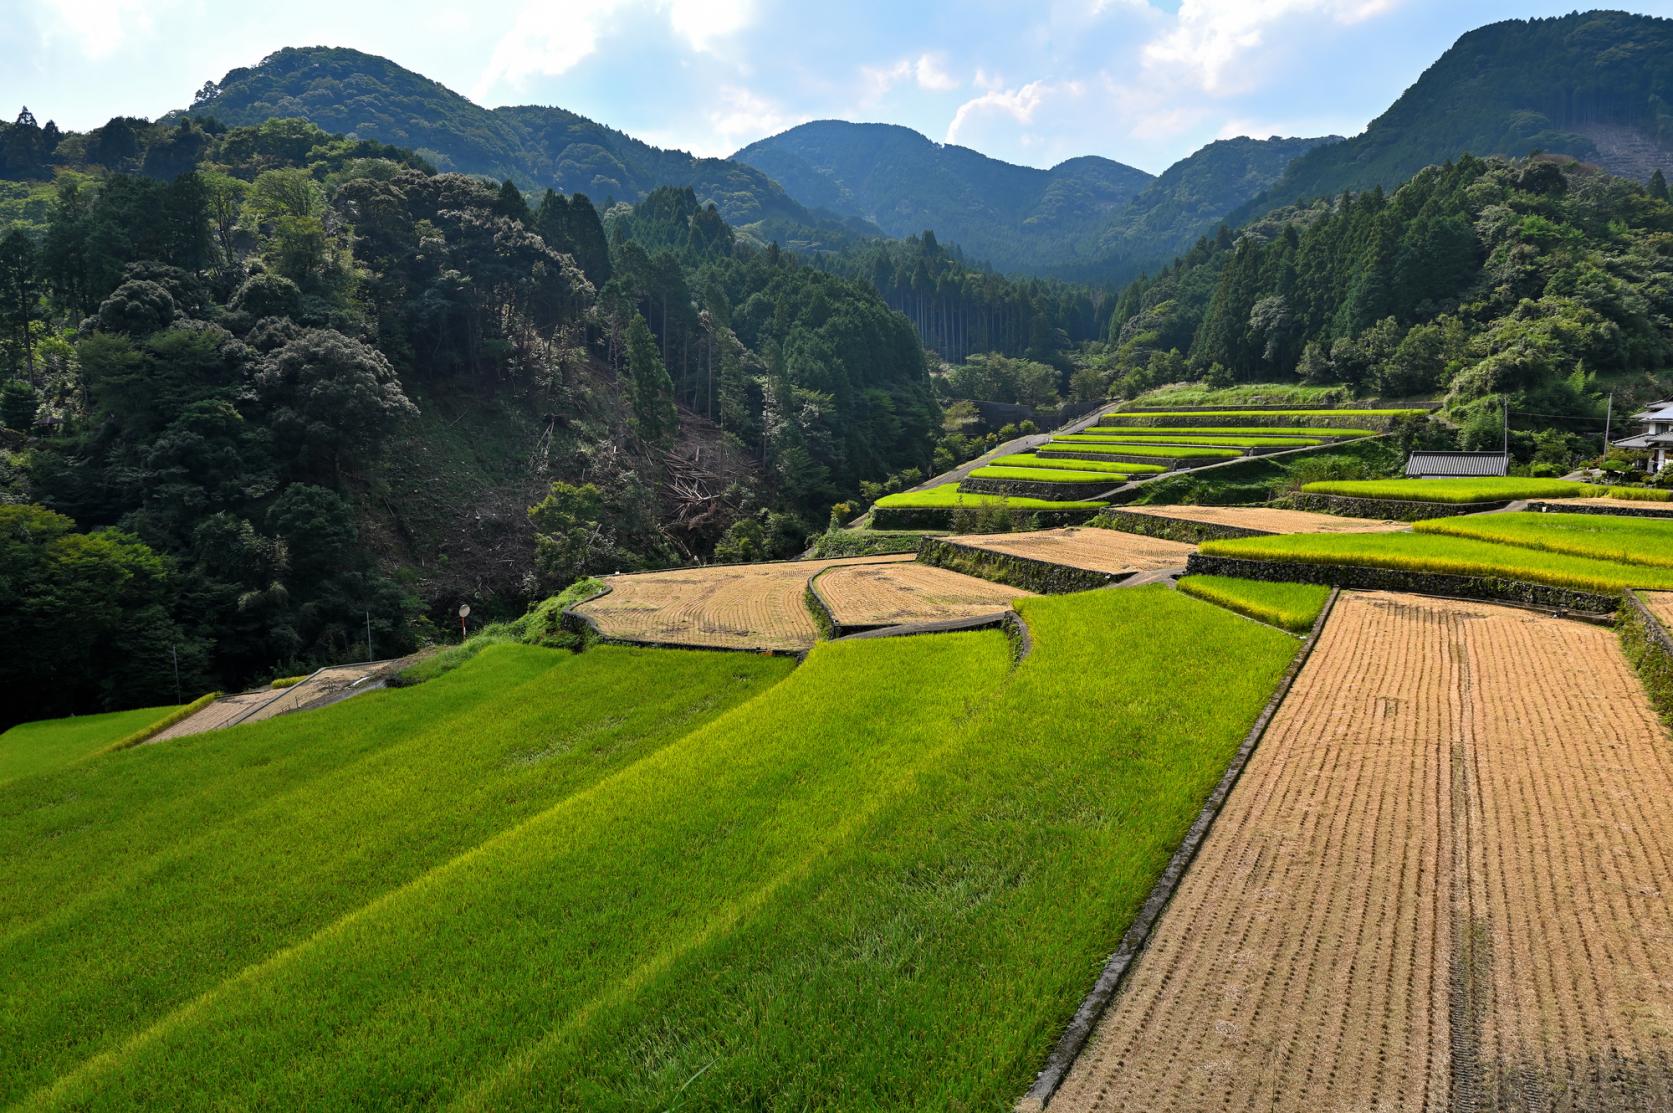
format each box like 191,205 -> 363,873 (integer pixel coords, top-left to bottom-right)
951,527 -> 1194,575
573,555 -> 914,650
1051,592 -> 1673,1112
1536,497 -> 1673,515
1643,591 -> 1673,633
1121,504 -> 1408,534
816,562 -> 1032,628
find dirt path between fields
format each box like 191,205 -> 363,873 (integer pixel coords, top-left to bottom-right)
1048,591 -> 1673,1112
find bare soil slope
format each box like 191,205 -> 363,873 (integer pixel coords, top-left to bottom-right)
1051,591 -> 1673,1112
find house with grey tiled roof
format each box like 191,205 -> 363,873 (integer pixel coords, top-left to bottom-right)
1613,400 -> 1673,473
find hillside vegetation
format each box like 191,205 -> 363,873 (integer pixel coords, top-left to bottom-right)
1240,11 -> 1673,219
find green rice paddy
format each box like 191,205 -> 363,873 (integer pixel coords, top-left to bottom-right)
1300,477 -> 1598,503
0,705 -> 181,785
969,465 -> 1124,484
1415,512 -> 1673,569
1042,442 -> 1244,460
873,484 -> 1108,511
1176,575 -> 1331,632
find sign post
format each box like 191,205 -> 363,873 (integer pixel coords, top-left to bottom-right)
458,603 -> 471,642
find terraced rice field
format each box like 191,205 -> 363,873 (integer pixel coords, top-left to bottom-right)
573,555 -> 913,650
1119,505 -> 1408,534
950,527 -> 1194,576
1050,592 -> 1673,1112
1644,591 -> 1673,632
816,562 -> 1032,629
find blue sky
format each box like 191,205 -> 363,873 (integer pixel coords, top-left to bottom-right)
3,0 -> 1671,174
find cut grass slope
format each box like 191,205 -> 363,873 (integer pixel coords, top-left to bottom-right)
873,484 -> 1107,511
1301,477 -> 1597,503
1177,575 -> 1330,632
23,590 -> 1300,1110
0,705 -> 180,785
1200,531 -> 1673,592
1416,512 -> 1673,570
0,644 -> 791,1104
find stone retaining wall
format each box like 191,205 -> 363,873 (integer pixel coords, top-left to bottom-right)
917,536 -> 1127,594
1621,592 -> 1673,725
961,475 -> 1118,501
1091,509 -> 1270,544
1291,491 -> 1508,521
1185,553 -> 1620,614
1527,500 -> 1673,519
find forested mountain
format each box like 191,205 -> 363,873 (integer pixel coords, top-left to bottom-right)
734,121 -> 1153,274
1234,11 -> 1673,223
0,115 -> 939,725
735,123 -> 1339,282
1096,155 -> 1673,445
1069,135 -> 1339,283
179,47 -> 875,249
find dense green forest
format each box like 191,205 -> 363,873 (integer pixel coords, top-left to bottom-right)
178,46 -> 874,250
0,115 -> 939,727
1093,154 -> 1673,448
1233,11 -> 1673,223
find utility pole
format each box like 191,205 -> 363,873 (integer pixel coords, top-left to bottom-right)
1502,398 -> 1509,458
365,610 -> 373,663
171,643 -> 182,705
1603,392 -> 1614,457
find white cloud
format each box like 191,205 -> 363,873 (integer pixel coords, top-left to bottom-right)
945,80 -> 1069,146
474,0 -> 624,100
667,0 -> 756,53
1144,0 -> 1400,95
914,54 -> 959,93
701,84 -> 806,154
475,0 -> 757,102
36,0 -> 167,61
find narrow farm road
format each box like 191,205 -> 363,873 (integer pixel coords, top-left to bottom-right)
1049,591 -> 1673,1112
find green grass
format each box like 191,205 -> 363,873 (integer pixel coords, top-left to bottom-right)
1126,382 -> 1353,407
873,483 -> 1107,511
1044,441 -> 1244,460
1414,512 -> 1673,569
1200,531 -> 1673,592
969,465 -> 1124,484
1058,433 -> 1325,447
1108,408 -> 1425,420
1600,486 -> 1673,502
1095,424 -> 1377,437
1176,575 -> 1331,632
1300,477 -> 1599,503
9,590 -> 1301,1110
807,529 -> 939,557
991,453 -> 1146,475
0,643 -> 792,1106
0,705 -> 181,785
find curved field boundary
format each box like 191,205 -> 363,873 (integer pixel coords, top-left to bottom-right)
808,562 -> 1032,638
1528,498 -> 1673,519
1045,592 -> 1673,1111
1096,505 -> 1406,544
1017,588 -> 1336,1113
1186,552 -> 1621,615
836,607 -> 1035,663
918,529 -> 1195,594
565,555 -> 915,653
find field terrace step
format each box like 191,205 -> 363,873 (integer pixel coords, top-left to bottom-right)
1095,505 -> 1410,544
149,662 -> 398,742
808,562 -> 1035,637
918,527 -> 1195,594
568,554 -> 914,652
1527,496 -> 1673,519
1046,591 -> 1673,1112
